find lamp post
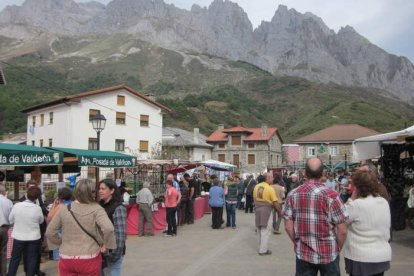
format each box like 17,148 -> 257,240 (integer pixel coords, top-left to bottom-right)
91,114 -> 106,198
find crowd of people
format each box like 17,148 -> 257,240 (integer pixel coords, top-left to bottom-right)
0,157 -> 404,275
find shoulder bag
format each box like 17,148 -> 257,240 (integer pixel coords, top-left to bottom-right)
67,204 -> 109,268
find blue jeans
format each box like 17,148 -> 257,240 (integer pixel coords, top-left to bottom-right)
102,256 -> 124,276
226,203 -> 236,227
236,194 -> 244,209
296,256 -> 340,276
7,239 -> 41,276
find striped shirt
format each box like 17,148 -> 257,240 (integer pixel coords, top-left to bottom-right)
283,179 -> 347,264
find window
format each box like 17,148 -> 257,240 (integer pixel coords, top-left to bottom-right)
49,112 -> 54,124
233,154 -> 240,167
40,139 -> 44,147
115,139 -> 125,151
116,112 -> 126,125
140,115 -> 149,127
248,154 -> 255,165
218,143 -> 225,149
31,140 -> 35,146
248,143 -> 255,149
32,116 -> 36,127
139,140 -> 149,152
88,138 -> 98,150
330,145 -> 338,156
40,114 -> 44,126
89,109 -> 100,121
218,154 -> 225,162
48,138 -> 53,147
307,147 -> 316,156
231,136 -> 241,146
117,95 -> 125,106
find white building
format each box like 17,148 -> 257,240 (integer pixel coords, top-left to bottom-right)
22,85 -> 171,159
162,127 -> 213,161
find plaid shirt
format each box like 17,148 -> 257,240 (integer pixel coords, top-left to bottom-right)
110,205 -> 127,262
283,179 -> 347,264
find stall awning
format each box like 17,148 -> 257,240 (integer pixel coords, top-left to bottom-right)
353,125 -> 414,160
0,143 -> 63,166
48,147 -> 136,168
202,160 -> 236,172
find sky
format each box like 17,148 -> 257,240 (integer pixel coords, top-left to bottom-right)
1,0 -> 413,62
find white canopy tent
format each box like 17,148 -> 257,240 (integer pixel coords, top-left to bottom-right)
352,125 -> 414,160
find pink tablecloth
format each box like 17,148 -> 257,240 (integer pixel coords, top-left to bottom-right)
126,203 -> 166,235
127,197 -> 210,235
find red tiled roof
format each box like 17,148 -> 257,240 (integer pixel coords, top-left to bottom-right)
295,124 -> 380,143
207,127 -> 283,143
22,84 -> 171,113
222,126 -> 253,134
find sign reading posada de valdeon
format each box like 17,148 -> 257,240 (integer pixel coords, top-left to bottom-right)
0,144 -> 62,166
79,155 -> 136,168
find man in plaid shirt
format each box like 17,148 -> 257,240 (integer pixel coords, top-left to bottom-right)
283,157 -> 348,276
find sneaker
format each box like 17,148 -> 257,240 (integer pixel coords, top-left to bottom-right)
258,250 -> 272,256
273,230 -> 281,235
164,233 -> 173,237
232,226 -> 236,229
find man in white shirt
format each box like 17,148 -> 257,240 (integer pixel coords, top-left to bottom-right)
0,184 -> 13,276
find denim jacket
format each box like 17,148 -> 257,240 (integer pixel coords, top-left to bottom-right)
209,186 -> 225,207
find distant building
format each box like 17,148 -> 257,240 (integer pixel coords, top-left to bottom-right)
282,144 -> 300,166
295,124 -> 380,164
207,124 -> 284,173
22,85 -> 171,159
0,133 -> 26,145
162,127 -> 213,161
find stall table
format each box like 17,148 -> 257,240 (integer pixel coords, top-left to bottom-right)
127,197 -> 209,235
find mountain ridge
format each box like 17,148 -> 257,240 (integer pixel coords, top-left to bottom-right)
0,0 -> 413,102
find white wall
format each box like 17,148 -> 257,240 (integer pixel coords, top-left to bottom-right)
26,88 -> 164,159
192,147 -> 212,161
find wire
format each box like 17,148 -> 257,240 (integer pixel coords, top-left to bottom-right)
0,59 -> 186,136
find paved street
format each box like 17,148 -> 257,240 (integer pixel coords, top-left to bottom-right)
21,210 -> 414,275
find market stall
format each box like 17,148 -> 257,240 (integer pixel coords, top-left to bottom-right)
353,125 -> 414,230
0,143 -> 63,200
126,197 -> 209,235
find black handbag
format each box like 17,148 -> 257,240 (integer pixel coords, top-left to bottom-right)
67,204 -> 109,268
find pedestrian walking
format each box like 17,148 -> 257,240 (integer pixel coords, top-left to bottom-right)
7,186 -> 44,276
46,179 -> 116,276
343,170 -> 392,276
253,172 -> 282,256
209,175 -> 225,229
99,179 -> 127,276
0,185 -> 13,276
283,157 -> 348,275
136,182 -> 154,236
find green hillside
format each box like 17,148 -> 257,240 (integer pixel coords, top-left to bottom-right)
0,34 -> 412,142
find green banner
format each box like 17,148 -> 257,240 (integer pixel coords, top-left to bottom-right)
49,147 -> 137,168
78,155 -> 136,168
0,144 -> 62,166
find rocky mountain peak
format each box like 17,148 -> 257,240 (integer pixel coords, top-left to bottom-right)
0,0 -> 413,103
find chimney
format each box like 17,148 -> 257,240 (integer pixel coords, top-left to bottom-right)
218,124 -> 224,130
193,128 -> 200,144
145,93 -> 156,101
261,124 -> 268,137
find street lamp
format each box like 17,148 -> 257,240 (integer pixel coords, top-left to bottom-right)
90,114 -> 106,198
91,114 -> 106,150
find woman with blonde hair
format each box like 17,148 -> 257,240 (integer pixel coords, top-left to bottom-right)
46,179 -> 116,276
344,170 -> 391,276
